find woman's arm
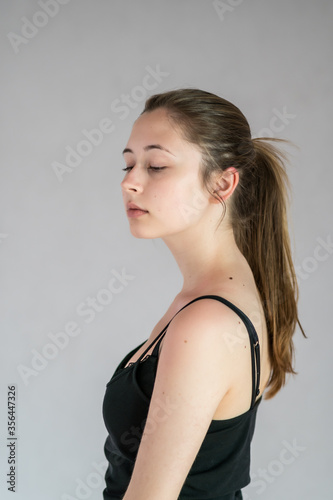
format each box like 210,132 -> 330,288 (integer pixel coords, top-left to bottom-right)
123,298 -> 248,500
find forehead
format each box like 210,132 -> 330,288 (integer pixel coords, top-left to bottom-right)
126,108 -> 188,151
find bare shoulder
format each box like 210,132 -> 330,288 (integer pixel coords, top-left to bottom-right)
162,294 -> 262,356
158,296 -> 253,387
168,296 -> 249,344
157,291 -> 271,402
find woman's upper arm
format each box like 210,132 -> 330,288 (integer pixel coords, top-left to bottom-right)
123,299 -> 243,500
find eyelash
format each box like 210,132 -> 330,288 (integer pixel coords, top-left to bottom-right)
122,166 -> 166,172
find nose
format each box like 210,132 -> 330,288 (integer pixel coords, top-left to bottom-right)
120,167 -> 144,193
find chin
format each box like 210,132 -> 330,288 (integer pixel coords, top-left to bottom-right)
128,219 -> 182,240
129,227 -> 158,239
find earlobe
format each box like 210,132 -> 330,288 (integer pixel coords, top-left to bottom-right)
212,167 -> 239,202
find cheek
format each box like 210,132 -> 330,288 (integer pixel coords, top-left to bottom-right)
153,181 -> 209,225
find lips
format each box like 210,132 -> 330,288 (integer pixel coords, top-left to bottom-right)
126,202 -> 149,218
126,202 -> 147,211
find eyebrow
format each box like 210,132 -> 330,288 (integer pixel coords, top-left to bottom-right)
122,144 -> 176,156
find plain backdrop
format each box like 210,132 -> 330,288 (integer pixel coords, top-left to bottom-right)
1,0 -> 332,499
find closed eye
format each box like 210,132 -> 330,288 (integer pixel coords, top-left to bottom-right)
148,166 -> 167,172
122,166 -> 167,172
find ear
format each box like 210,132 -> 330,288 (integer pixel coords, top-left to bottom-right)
210,167 -> 239,203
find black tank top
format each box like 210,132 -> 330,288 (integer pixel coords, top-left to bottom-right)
102,295 -> 262,500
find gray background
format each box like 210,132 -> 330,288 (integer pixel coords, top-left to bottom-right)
1,0 -> 332,498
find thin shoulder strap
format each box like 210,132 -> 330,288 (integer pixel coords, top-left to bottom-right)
138,295 -> 261,408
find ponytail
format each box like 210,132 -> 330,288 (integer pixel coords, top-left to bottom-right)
142,89 -> 305,399
233,138 -> 306,398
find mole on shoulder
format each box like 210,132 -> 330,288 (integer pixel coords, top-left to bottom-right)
229,276 -> 233,280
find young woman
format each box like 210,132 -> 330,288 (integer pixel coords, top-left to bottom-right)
102,89 -> 304,500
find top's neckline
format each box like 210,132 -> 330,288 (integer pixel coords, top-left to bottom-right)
116,339 -> 150,371
122,352 -> 151,370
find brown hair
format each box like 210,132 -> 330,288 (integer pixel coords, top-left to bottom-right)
142,88 -> 305,399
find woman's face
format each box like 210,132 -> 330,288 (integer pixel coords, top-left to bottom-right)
120,108 -> 214,240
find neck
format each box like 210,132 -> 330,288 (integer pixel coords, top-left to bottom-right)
162,221 -> 245,297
